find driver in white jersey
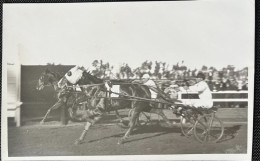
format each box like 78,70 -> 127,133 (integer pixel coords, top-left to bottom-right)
141,74 -> 158,99
179,72 -> 213,109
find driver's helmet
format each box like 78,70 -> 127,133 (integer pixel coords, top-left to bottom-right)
142,74 -> 150,79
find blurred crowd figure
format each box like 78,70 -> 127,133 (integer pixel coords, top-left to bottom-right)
87,60 -> 248,91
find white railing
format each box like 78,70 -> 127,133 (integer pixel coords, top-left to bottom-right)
7,63 -> 22,127
211,91 -> 248,94
178,90 -> 248,103
8,102 -> 23,127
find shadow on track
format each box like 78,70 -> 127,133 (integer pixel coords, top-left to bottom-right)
217,125 -> 242,143
87,123 -> 181,144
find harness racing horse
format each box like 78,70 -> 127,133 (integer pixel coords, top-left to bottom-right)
36,69 -> 74,124
57,66 -> 175,145
36,69 -> 61,91
36,68 -> 129,125
36,69 -> 89,123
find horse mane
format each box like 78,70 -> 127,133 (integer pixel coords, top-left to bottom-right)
81,70 -> 132,84
51,71 -> 61,79
81,70 -> 103,84
43,68 -> 62,81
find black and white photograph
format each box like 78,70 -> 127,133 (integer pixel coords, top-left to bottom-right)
2,0 -> 254,160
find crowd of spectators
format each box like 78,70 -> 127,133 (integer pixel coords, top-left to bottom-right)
87,60 -> 248,91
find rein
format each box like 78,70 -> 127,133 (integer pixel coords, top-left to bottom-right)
66,83 -> 105,88
103,90 -> 176,105
65,82 -> 148,88
66,82 -> 181,106
43,84 -> 53,87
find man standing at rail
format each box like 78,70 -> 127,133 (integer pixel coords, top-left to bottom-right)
179,72 -> 213,109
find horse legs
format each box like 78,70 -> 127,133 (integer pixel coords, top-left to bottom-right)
40,99 -> 65,124
150,108 -> 174,127
115,110 -> 123,122
118,110 -> 139,144
114,109 -> 129,127
74,121 -> 92,145
40,109 -> 51,124
74,115 -> 102,145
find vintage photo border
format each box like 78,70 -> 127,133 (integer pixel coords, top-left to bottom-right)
1,0 -> 256,160
253,0 -> 259,160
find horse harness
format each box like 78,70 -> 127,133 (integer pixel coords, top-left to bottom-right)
65,81 -> 178,115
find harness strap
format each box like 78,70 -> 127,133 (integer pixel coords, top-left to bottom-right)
66,82 -> 152,88
103,89 -> 179,105
66,82 -> 182,110
66,83 -> 105,88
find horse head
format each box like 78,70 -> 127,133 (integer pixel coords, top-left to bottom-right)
36,69 -> 60,91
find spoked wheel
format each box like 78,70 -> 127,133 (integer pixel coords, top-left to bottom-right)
128,109 -> 151,126
180,113 -> 197,137
194,114 -> 224,143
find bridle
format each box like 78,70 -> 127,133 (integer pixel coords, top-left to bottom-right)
40,72 -> 60,89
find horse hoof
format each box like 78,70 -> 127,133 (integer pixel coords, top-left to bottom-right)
40,121 -> 44,125
74,139 -> 83,145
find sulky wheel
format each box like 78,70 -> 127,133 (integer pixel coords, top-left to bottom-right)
128,109 -> 151,126
180,112 -> 197,137
193,114 -> 224,143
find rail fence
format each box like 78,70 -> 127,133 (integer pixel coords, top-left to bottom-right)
179,90 -> 248,103
8,90 -> 248,127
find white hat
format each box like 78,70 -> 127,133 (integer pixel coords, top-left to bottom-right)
170,84 -> 178,88
142,74 -> 150,79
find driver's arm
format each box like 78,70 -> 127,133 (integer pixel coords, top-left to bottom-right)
189,82 -> 207,93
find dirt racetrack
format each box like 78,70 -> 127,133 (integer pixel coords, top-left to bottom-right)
8,109 -> 247,156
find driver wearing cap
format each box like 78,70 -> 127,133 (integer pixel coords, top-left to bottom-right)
141,74 -> 158,99
179,72 -> 213,109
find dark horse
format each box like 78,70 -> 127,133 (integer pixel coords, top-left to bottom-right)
36,68 -> 130,124
36,68 -> 61,91
36,68 -> 75,124
57,66 -> 175,144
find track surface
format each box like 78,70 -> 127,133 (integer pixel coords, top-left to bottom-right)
8,109 -> 247,156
